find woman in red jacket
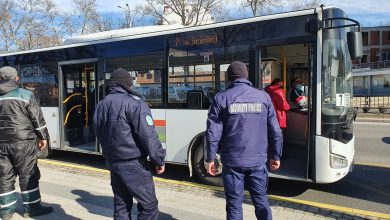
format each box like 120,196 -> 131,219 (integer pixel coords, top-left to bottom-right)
265,78 -> 290,129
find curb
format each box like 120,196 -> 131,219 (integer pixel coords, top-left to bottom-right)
355,118 -> 390,123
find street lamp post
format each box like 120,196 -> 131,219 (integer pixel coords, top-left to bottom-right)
117,3 -> 133,28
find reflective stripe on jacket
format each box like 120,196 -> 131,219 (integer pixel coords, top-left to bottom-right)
0,80 -> 49,145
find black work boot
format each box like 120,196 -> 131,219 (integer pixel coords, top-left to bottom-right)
21,187 -> 53,218
23,205 -> 53,218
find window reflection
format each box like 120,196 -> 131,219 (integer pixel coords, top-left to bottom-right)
19,63 -> 59,107
105,54 -> 164,107
168,45 -> 249,108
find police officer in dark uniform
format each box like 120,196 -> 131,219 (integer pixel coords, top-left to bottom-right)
0,66 -> 53,220
93,68 -> 166,220
206,61 -> 282,220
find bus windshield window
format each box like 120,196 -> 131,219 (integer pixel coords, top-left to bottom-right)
321,11 -> 354,143
322,28 -> 353,116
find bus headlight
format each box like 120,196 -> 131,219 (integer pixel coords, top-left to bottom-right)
330,154 -> 348,169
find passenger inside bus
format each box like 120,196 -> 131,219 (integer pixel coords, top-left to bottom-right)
289,77 -> 307,111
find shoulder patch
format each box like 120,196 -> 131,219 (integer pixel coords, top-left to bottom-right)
145,114 -> 154,126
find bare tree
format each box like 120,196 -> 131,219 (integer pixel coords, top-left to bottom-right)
37,0 -> 63,45
242,0 -> 319,17
141,0 -> 222,26
0,0 -> 21,51
286,0 -> 320,11
0,0 -> 71,52
72,0 -> 127,34
72,0 -> 100,34
242,0 -> 282,17
0,0 -> 61,52
0,0 -> 131,53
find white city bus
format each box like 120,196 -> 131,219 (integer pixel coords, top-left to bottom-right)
0,6 -> 362,185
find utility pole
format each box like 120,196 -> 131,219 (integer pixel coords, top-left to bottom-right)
117,3 -> 133,28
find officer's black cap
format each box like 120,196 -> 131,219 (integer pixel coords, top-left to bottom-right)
110,67 -> 133,87
227,61 -> 248,81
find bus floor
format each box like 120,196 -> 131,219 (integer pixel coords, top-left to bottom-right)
65,142 -> 97,153
270,142 -> 308,180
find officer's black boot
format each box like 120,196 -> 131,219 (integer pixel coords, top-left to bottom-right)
23,205 -> 53,218
21,188 -> 53,218
0,190 -> 17,220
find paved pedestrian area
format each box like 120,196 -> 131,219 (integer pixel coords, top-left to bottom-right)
355,111 -> 390,123
8,162 -> 382,220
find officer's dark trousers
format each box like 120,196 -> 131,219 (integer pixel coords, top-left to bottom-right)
222,165 -> 272,220
0,142 -> 41,216
106,159 -> 159,220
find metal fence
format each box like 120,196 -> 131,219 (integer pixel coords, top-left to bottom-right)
352,96 -> 390,113
353,60 -> 390,70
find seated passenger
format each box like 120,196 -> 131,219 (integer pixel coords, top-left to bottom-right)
289,77 -> 307,111
265,78 -> 290,129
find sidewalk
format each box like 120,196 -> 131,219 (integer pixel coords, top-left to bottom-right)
355,111 -> 390,123
8,162 -> 379,220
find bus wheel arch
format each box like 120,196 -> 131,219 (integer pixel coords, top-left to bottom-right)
188,132 -> 223,187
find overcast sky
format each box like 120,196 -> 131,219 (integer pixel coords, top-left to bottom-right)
54,0 -> 390,27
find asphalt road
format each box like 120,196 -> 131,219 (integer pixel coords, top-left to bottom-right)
354,122 -> 390,166
46,121 -> 390,216
270,122 -> 390,214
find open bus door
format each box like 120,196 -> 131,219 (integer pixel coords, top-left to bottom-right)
257,43 -> 313,181
59,59 -> 99,153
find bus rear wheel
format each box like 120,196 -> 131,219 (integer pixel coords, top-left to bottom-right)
193,144 -> 223,187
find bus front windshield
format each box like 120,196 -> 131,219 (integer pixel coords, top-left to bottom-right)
322,27 -> 352,116
321,15 -> 354,143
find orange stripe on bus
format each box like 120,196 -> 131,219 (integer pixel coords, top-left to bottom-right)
154,120 -> 166,127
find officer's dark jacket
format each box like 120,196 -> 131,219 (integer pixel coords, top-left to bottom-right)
93,83 -> 166,166
206,79 -> 282,167
0,80 -> 49,145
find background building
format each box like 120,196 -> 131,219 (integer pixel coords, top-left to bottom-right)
353,26 -> 390,96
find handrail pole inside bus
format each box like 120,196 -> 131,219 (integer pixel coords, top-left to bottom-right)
280,47 -> 287,94
84,64 -> 88,128
63,93 -> 82,103
64,104 -> 82,125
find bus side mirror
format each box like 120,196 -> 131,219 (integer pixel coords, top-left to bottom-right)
347,31 -> 363,60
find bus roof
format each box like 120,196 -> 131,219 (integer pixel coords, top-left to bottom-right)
0,6 -> 336,57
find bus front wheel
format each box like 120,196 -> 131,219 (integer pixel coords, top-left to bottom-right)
193,144 -> 223,187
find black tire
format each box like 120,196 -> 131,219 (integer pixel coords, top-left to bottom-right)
37,139 -> 52,159
193,144 -> 223,187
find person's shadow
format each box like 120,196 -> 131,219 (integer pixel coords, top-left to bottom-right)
72,190 -> 176,219
382,137 -> 390,144
72,190 -> 113,218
